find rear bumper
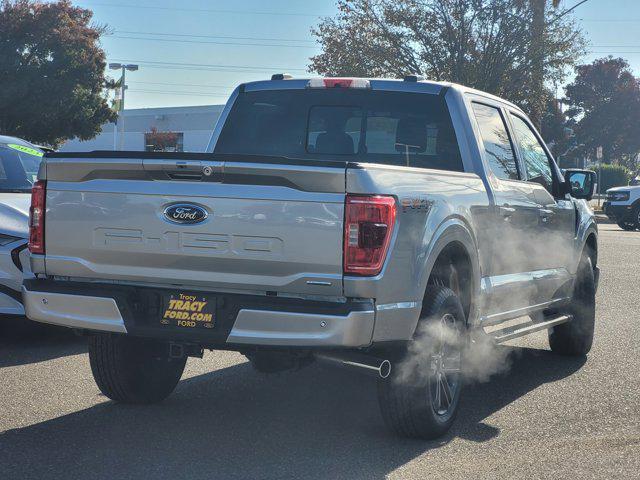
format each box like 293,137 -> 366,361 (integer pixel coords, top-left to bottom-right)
22,280 -> 375,348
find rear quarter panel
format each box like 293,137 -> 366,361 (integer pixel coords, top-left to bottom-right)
345,164 -> 489,341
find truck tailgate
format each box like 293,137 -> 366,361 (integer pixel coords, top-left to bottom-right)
42,155 -> 346,297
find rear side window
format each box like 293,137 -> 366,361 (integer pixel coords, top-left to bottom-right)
216,89 -> 463,172
471,103 -> 519,181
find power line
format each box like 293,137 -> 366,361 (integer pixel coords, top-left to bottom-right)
122,64 -> 293,75
114,30 -> 315,43
108,59 -> 308,73
109,35 -> 317,49
83,2 -> 325,17
581,19 -> 640,22
127,89 -> 231,97
128,81 -> 234,89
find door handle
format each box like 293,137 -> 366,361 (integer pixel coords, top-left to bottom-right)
499,206 -> 516,218
539,208 -> 554,223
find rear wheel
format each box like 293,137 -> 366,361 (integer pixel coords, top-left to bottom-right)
548,255 -> 596,356
377,286 -> 465,439
88,334 -> 186,404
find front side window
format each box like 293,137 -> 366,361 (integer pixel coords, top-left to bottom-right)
509,115 -> 554,192
471,103 -> 519,181
216,90 -> 463,172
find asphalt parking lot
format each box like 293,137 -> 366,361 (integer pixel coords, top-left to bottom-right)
0,223 -> 638,480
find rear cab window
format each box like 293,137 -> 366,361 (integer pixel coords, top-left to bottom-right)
215,89 -> 463,172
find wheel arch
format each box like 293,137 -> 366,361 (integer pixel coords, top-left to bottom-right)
585,231 -> 598,267
417,219 -> 481,328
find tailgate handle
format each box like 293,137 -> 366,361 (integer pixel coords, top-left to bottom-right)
142,159 -> 223,180
169,161 -> 203,179
143,159 -> 203,171
173,160 -> 201,170
142,159 -> 223,176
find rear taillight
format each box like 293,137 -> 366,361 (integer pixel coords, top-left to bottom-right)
28,180 -> 46,254
343,195 -> 396,276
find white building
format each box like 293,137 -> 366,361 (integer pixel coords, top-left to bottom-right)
60,104 -> 225,153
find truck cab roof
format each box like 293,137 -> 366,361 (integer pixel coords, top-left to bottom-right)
239,76 -> 523,113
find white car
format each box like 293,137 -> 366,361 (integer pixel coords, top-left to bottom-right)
603,185 -> 640,231
0,135 -> 42,316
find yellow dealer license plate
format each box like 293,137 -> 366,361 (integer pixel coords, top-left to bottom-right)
160,292 -> 215,329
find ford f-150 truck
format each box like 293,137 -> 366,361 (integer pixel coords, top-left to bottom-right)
23,76 -> 599,439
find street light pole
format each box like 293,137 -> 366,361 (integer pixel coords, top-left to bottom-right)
118,66 -> 126,151
109,63 -> 139,151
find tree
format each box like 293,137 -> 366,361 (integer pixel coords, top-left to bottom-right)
592,164 -> 631,191
0,0 -> 116,147
310,0 -> 584,121
528,0 -> 562,126
564,57 -> 640,170
540,95 -> 570,156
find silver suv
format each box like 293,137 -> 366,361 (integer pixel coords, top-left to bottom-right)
23,76 -> 599,439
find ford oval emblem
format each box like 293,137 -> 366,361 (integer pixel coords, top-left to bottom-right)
163,203 -> 208,224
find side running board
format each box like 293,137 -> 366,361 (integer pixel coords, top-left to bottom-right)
487,314 -> 572,344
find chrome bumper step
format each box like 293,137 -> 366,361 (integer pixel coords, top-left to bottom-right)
487,314 -> 572,343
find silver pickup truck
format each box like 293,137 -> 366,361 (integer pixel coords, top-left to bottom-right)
23,76 -> 599,439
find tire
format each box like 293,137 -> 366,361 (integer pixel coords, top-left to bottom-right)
617,221 -> 636,231
377,286 -> 465,439
88,334 -> 187,404
548,255 -> 596,356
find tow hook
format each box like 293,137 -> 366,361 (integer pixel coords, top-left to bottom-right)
169,342 -> 204,359
169,343 -> 184,359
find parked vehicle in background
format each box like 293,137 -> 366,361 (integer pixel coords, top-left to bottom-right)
603,186 -> 640,230
0,135 -> 41,316
23,76 -> 598,439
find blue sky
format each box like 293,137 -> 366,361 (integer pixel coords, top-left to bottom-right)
69,0 -> 640,109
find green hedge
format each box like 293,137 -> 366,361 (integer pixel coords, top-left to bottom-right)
593,164 -> 632,192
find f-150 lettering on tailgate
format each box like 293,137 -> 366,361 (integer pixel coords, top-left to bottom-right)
93,228 -> 283,257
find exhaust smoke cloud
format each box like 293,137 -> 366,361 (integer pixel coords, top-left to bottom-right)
394,314 -> 518,387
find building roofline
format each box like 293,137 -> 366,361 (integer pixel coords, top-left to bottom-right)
120,104 -> 226,116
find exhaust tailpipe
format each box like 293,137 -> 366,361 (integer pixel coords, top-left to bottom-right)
315,352 -> 392,379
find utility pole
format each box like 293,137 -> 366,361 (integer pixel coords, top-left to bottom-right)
529,0 -> 588,128
109,63 -> 139,151
529,0 -> 548,128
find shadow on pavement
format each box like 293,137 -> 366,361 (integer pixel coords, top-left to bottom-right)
0,346 -> 586,480
0,317 -> 86,368
452,346 -> 587,443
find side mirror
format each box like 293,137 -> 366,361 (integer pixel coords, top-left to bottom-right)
564,169 -> 596,201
